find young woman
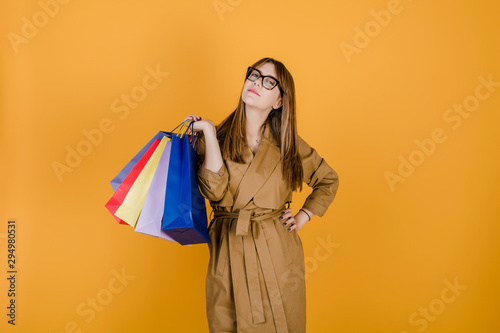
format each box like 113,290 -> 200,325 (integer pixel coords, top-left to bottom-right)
184,57 -> 339,333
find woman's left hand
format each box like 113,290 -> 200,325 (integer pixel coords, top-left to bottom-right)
280,208 -> 308,232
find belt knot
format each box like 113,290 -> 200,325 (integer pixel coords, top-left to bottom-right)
213,201 -> 290,236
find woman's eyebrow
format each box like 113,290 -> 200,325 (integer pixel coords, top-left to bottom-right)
262,72 -> 277,79
255,68 -> 277,78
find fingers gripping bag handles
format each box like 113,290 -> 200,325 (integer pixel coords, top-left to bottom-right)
162,120 -> 211,245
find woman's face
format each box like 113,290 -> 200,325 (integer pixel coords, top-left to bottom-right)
241,62 -> 282,112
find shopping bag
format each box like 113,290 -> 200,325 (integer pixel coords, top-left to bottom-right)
134,138 -> 179,243
110,131 -> 175,191
115,136 -> 169,227
162,122 -> 210,245
105,139 -> 162,224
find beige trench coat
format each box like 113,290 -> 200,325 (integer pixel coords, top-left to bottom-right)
195,121 -> 339,333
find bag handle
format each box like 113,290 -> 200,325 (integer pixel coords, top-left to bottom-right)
170,119 -> 200,151
170,120 -> 188,133
187,120 -> 200,151
171,120 -> 190,134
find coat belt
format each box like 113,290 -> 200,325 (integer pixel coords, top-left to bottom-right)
213,201 -> 290,332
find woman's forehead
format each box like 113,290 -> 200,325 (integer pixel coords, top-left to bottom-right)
255,62 -> 276,77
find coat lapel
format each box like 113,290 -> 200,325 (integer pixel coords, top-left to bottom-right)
231,122 -> 281,211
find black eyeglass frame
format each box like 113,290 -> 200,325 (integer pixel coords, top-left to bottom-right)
246,67 -> 281,91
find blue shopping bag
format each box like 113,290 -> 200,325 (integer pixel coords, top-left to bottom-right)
162,122 -> 210,245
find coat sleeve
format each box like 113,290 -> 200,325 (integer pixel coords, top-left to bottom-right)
299,135 -> 339,217
195,133 -> 229,202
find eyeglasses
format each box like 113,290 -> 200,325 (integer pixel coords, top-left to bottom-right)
246,67 -> 280,90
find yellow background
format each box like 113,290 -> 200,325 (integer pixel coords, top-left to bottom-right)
2,0 -> 499,332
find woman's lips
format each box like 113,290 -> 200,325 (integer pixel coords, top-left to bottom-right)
248,89 -> 260,96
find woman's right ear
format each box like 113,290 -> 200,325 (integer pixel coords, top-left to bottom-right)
273,98 -> 282,109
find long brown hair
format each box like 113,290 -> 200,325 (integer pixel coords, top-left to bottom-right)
216,57 -> 304,192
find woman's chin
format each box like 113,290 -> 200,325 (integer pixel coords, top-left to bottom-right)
242,96 -> 264,108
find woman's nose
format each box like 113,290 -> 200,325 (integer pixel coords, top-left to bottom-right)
252,77 -> 262,87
